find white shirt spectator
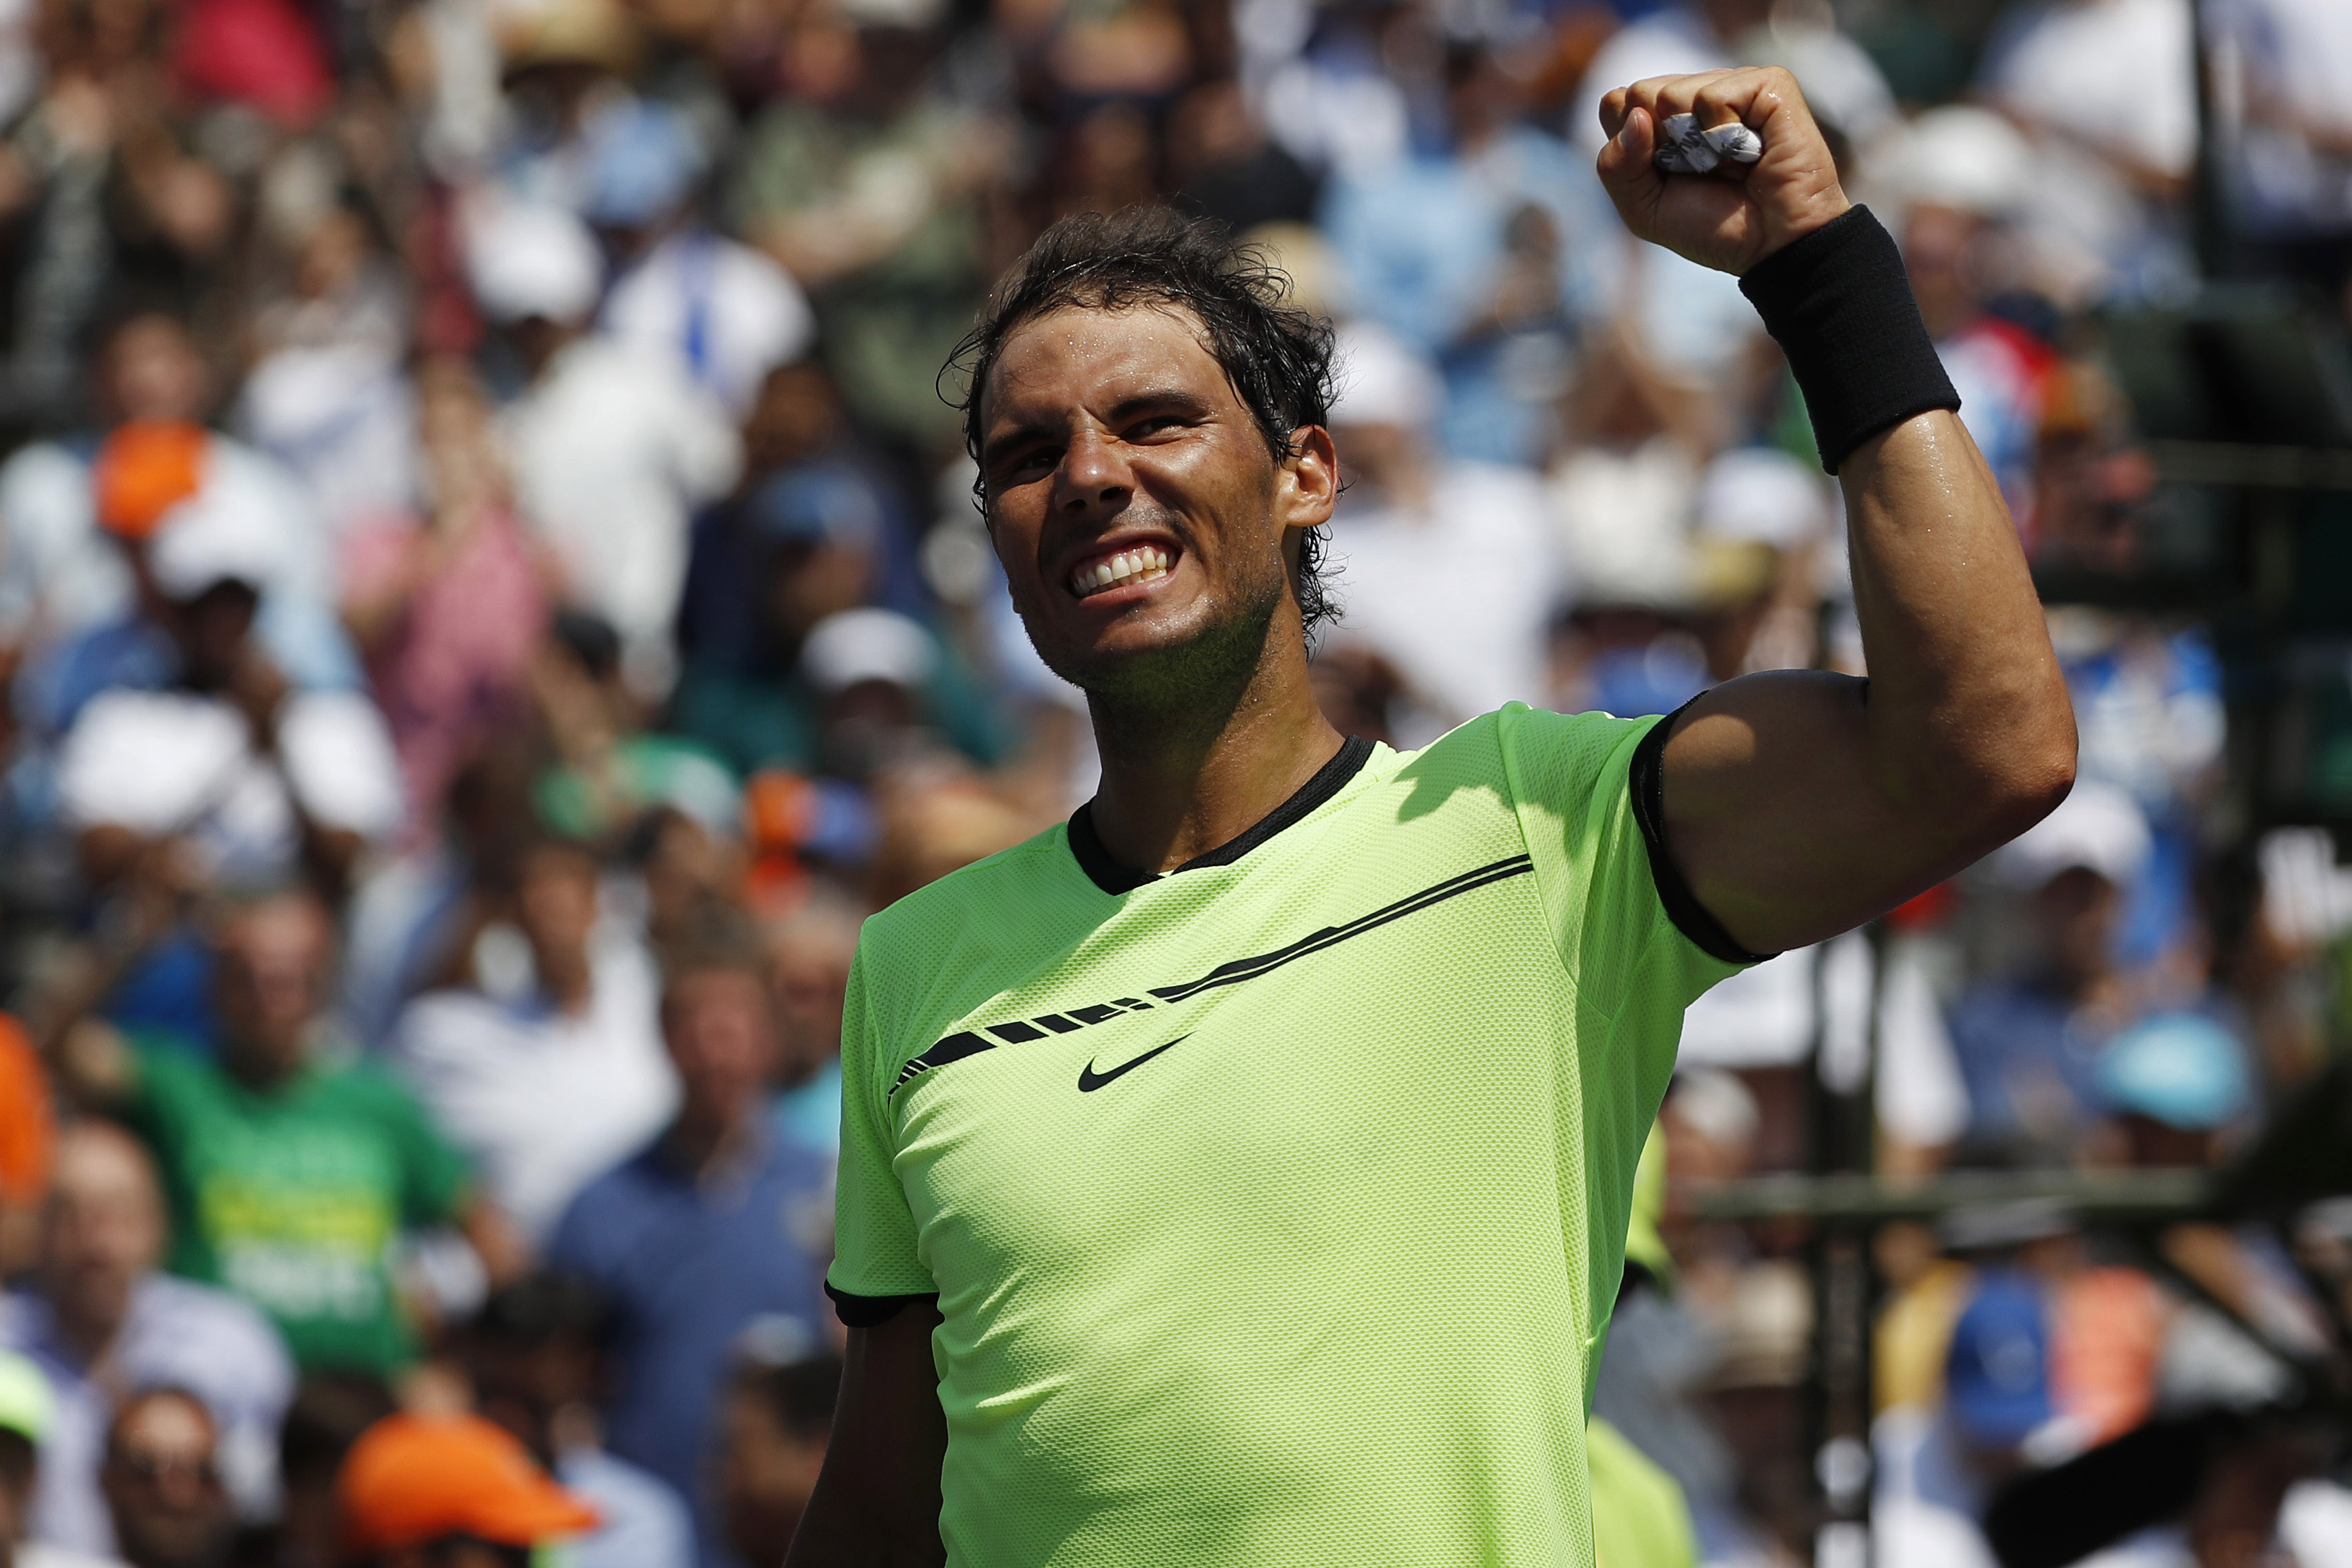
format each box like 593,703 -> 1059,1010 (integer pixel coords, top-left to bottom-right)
237,344 -> 419,538
390,927 -> 679,1245
1982,0 -> 2198,184
504,336 -> 742,697
20,1545 -> 128,1568
0,435 -> 329,663
1,1275 -> 295,1556
56,688 -> 403,883
1681,932 -> 1968,1150
1326,462 -> 1560,724
2213,0 -> 2352,235
600,230 -> 814,420
1550,437 -> 1700,610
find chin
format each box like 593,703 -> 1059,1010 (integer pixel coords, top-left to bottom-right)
1030,590 -> 1281,704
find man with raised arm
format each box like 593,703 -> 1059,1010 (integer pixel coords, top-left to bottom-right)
791,70 -> 2076,1568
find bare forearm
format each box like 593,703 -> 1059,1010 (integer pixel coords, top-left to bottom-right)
1840,409 -> 2075,837
1602,68 -> 2074,953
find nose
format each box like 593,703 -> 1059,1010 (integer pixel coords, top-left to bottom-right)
1053,426 -> 1131,517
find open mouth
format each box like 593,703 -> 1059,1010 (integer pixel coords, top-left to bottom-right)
1069,545 -> 1173,600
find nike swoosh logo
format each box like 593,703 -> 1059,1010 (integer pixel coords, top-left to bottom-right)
1077,1036 -> 1188,1092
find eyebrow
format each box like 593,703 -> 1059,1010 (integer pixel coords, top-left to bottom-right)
982,386 -> 1215,471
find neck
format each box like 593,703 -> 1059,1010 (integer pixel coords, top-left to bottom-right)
57,1290 -> 129,1365
1084,615 -> 1344,875
225,1044 -> 297,1093
666,1105 -> 757,1176
538,954 -> 593,1015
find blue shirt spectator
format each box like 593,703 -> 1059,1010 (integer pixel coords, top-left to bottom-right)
547,950 -> 832,1567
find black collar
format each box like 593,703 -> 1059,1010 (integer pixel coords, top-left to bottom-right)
1068,735 -> 1376,895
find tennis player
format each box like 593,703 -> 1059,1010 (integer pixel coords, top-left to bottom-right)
789,68 -> 2077,1567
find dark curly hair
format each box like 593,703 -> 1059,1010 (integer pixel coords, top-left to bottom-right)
944,207 -> 1342,642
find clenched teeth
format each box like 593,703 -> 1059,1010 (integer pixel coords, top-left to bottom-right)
1071,545 -> 1172,598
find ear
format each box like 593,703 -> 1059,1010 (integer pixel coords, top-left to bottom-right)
1275,425 -> 1338,532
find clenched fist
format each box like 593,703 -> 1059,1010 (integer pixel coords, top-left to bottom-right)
1596,67 -> 1850,276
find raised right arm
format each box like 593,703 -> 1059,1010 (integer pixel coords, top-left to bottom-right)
784,1303 -> 948,1568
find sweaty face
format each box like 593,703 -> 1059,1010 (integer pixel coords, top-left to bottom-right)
978,304 -> 1333,699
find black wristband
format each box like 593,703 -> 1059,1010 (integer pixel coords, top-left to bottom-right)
1738,205 -> 1959,475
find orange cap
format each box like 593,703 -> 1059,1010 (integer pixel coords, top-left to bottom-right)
93,420 -> 208,540
336,1413 -> 600,1554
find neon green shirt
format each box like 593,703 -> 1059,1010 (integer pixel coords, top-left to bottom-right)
832,705 -> 1745,1565
1588,1417 -> 1700,1568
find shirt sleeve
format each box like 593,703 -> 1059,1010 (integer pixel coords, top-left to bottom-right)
826,944 -> 935,1318
1493,702 -> 1754,1389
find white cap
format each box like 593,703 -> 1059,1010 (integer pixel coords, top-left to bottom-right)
801,608 -> 938,695
1328,320 -> 1440,431
464,198 -> 603,325
1870,105 -> 2035,219
1994,776 -> 2151,890
1695,447 -> 1831,550
147,477 -> 286,600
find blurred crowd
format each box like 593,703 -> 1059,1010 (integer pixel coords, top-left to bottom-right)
0,0 -> 2342,1561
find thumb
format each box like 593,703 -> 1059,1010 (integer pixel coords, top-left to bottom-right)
1595,105 -> 1662,226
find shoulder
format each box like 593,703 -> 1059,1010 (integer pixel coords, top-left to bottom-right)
392,989 -> 523,1060
124,1035 -> 217,1097
551,1149 -> 665,1242
317,1058 -> 440,1122
1404,704 -> 1649,792
546,1157 -> 675,1283
0,1289 -> 53,1352
857,824 -> 1074,963
128,1276 -> 294,1380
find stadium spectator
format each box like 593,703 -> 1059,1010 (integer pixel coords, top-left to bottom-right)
0,1122 -> 291,1556
1944,779 -> 2160,1163
727,13 -> 994,452
50,479 -> 401,905
0,1018 -> 53,1275
0,1348 -> 121,1568
467,197 -> 741,700
587,98 -> 816,422
333,1413 -> 598,1568
1977,0 -> 2198,299
390,839 -> 676,1248
455,1277 -> 691,1568
712,1356 -> 839,1568
260,1376 -> 394,1568
0,315 -> 333,695
96,1390 -> 231,1568
1320,40 -> 1599,465
46,889 -> 519,1373
1320,319 -> 1558,726
1872,106 -> 2060,529
764,895 -> 861,1161
337,358 -> 552,843
547,935 -> 830,1563
2213,0 -> 2352,322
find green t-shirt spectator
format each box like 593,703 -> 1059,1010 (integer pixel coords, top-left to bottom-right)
122,1036 -> 469,1374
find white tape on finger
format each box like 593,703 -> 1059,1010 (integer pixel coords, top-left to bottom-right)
1655,113 -> 1764,175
